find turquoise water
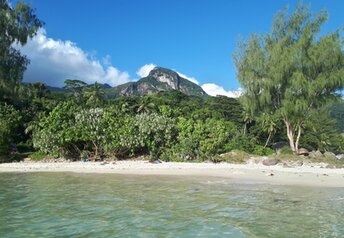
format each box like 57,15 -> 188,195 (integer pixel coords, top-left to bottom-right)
0,173 -> 343,237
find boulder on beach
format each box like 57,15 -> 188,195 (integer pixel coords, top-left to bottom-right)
336,154 -> 344,160
323,151 -> 337,159
298,148 -> 309,156
262,157 -> 278,166
308,150 -> 323,158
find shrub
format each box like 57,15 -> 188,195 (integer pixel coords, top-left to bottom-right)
252,145 -> 275,156
280,146 -> 293,155
29,151 -> 47,161
175,117 -> 238,159
211,150 -> 250,164
0,103 -> 22,148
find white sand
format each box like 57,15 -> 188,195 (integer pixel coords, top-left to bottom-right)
0,160 -> 344,187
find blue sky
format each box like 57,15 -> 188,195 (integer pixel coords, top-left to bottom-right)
17,0 -> 344,96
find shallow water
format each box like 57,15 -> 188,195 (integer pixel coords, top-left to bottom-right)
0,173 -> 343,237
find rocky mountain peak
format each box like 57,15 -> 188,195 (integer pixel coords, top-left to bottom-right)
104,66 -> 207,98
148,67 -> 180,90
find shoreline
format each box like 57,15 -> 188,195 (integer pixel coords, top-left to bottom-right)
1,161 -> 344,187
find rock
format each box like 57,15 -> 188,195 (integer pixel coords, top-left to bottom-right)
323,151 -> 337,159
262,157 -> 278,166
336,154 -> 344,160
309,150 -> 323,158
298,148 -> 309,156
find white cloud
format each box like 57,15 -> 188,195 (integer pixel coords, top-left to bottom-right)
136,64 -> 156,78
176,71 -> 199,85
15,28 -> 130,87
201,83 -> 243,98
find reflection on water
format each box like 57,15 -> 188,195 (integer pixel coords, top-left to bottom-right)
0,173 -> 343,237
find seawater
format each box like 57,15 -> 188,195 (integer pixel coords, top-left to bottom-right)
0,173 -> 343,237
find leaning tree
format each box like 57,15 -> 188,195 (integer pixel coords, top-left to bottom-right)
234,3 -> 343,154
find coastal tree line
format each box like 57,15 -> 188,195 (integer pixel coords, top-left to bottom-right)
0,1 -> 343,161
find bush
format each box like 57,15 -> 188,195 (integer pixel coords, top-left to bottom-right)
175,117 -> 238,159
211,150 -> 250,164
280,146 -> 293,155
16,142 -> 33,153
29,151 -> 47,161
0,103 -> 22,148
224,134 -> 257,153
252,145 -> 275,156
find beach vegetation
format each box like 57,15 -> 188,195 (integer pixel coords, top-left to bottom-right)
0,1 -> 343,165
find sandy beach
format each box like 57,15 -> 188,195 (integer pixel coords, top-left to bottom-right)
1,160 -> 344,187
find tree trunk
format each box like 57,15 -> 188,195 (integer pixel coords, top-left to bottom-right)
264,131 -> 272,148
92,141 -> 98,158
284,120 -> 297,154
295,126 -> 302,154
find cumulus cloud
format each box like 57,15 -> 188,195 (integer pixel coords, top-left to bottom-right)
201,83 -> 243,98
16,28 -> 130,87
136,64 -> 156,78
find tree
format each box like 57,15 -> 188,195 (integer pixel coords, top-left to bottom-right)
234,3 -> 344,154
84,82 -> 105,107
302,108 -> 344,152
63,79 -> 87,102
330,99 -> 344,133
25,82 -> 49,99
137,96 -> 156,114
0,0 -> 43,101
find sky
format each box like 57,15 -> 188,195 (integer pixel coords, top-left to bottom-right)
14,0 -> 344,97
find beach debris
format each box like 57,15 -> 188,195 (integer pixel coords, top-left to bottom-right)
266,172 -> 274,176
100,161 -> 109,165
262,157 -> 278,166
322,173 -> 329,176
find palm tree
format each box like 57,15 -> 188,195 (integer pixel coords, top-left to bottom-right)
137,97 -> 156,114
259,113 -> 278,148
84,82 -> 105,107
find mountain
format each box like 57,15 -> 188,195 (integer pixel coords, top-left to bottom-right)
105,67 -> 207,98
